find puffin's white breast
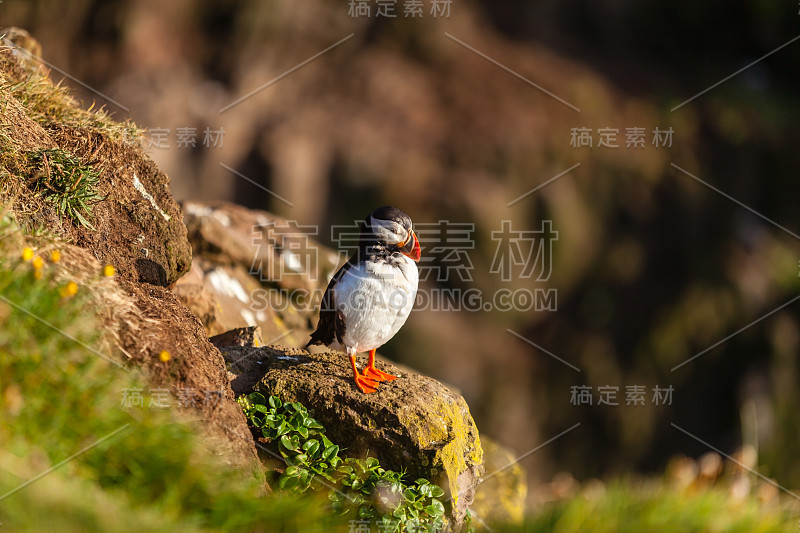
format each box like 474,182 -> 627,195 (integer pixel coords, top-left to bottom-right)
331,255 -> 419,355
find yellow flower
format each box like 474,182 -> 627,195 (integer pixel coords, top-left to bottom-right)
32,256 -> 44,270
60,281 -> 79,298
159,350 -> 171,362
33,269 -> 43,281
103,265 -> 115,277
22,247 -> 34,261
51,250 -> 61,263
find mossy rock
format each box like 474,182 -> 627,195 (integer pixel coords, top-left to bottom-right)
470,436 -> 527,525
225,345 -> 484,525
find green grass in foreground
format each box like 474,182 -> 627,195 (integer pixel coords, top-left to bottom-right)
0,215 -> 342,533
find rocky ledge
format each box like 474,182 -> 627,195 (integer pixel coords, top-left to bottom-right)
224,344 -> 484,525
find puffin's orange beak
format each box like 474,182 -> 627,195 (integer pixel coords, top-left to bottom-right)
400,230 -> 421,262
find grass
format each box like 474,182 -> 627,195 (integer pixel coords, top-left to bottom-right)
0,44 -> 141,142
0,43 -> 141,230
0,214 -> 345,533
27,148 -> 103,228
499,480 -> 797,533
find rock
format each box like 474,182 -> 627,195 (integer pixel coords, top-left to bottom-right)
182,200 -> 340,293
119,279 -> 262,472
60,126 -> 193,286
221,344 -> 484,525
210,326 -> 263,349
173,282 -> 225,336
178,200 -> 340,344
469,436 -> 527,526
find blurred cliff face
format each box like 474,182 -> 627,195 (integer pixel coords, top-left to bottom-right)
6,0 -> 800,498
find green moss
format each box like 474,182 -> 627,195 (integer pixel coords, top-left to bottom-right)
397,395 -> 484,507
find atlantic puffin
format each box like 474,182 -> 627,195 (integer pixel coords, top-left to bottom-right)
306,206 -> 421,393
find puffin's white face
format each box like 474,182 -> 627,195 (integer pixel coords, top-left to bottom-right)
368,215 -> 411,246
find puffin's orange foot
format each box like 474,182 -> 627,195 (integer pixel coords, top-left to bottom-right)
353,373 -> 380,394
363,365 -> 397,383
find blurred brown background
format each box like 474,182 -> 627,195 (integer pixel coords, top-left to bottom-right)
4,0 -> 800,501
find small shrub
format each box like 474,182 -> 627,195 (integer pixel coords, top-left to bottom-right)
27,148 -> 103,228
239,392 -> 447,532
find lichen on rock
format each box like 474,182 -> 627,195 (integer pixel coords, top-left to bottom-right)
223,344 -> 484,525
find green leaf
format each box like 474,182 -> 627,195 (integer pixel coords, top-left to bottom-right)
297,425 -> 309,438
403,488 -> 417,502
268,395 -> 281,409
253,403 -> 269,413
280,434 -> 297,451
322,444 -> 339,461
318,468 -> 336,483
365,457 -> 380,470
284,465 -> 300,477
429,485 -> 445,498
278,475 -> 298,490
249,392 -> 266,405
425,500 -> 445,517
414,478 -> 430,486
302,439 -> 320,456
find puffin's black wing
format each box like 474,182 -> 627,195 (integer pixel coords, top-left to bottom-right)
306,258 -> 353,348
